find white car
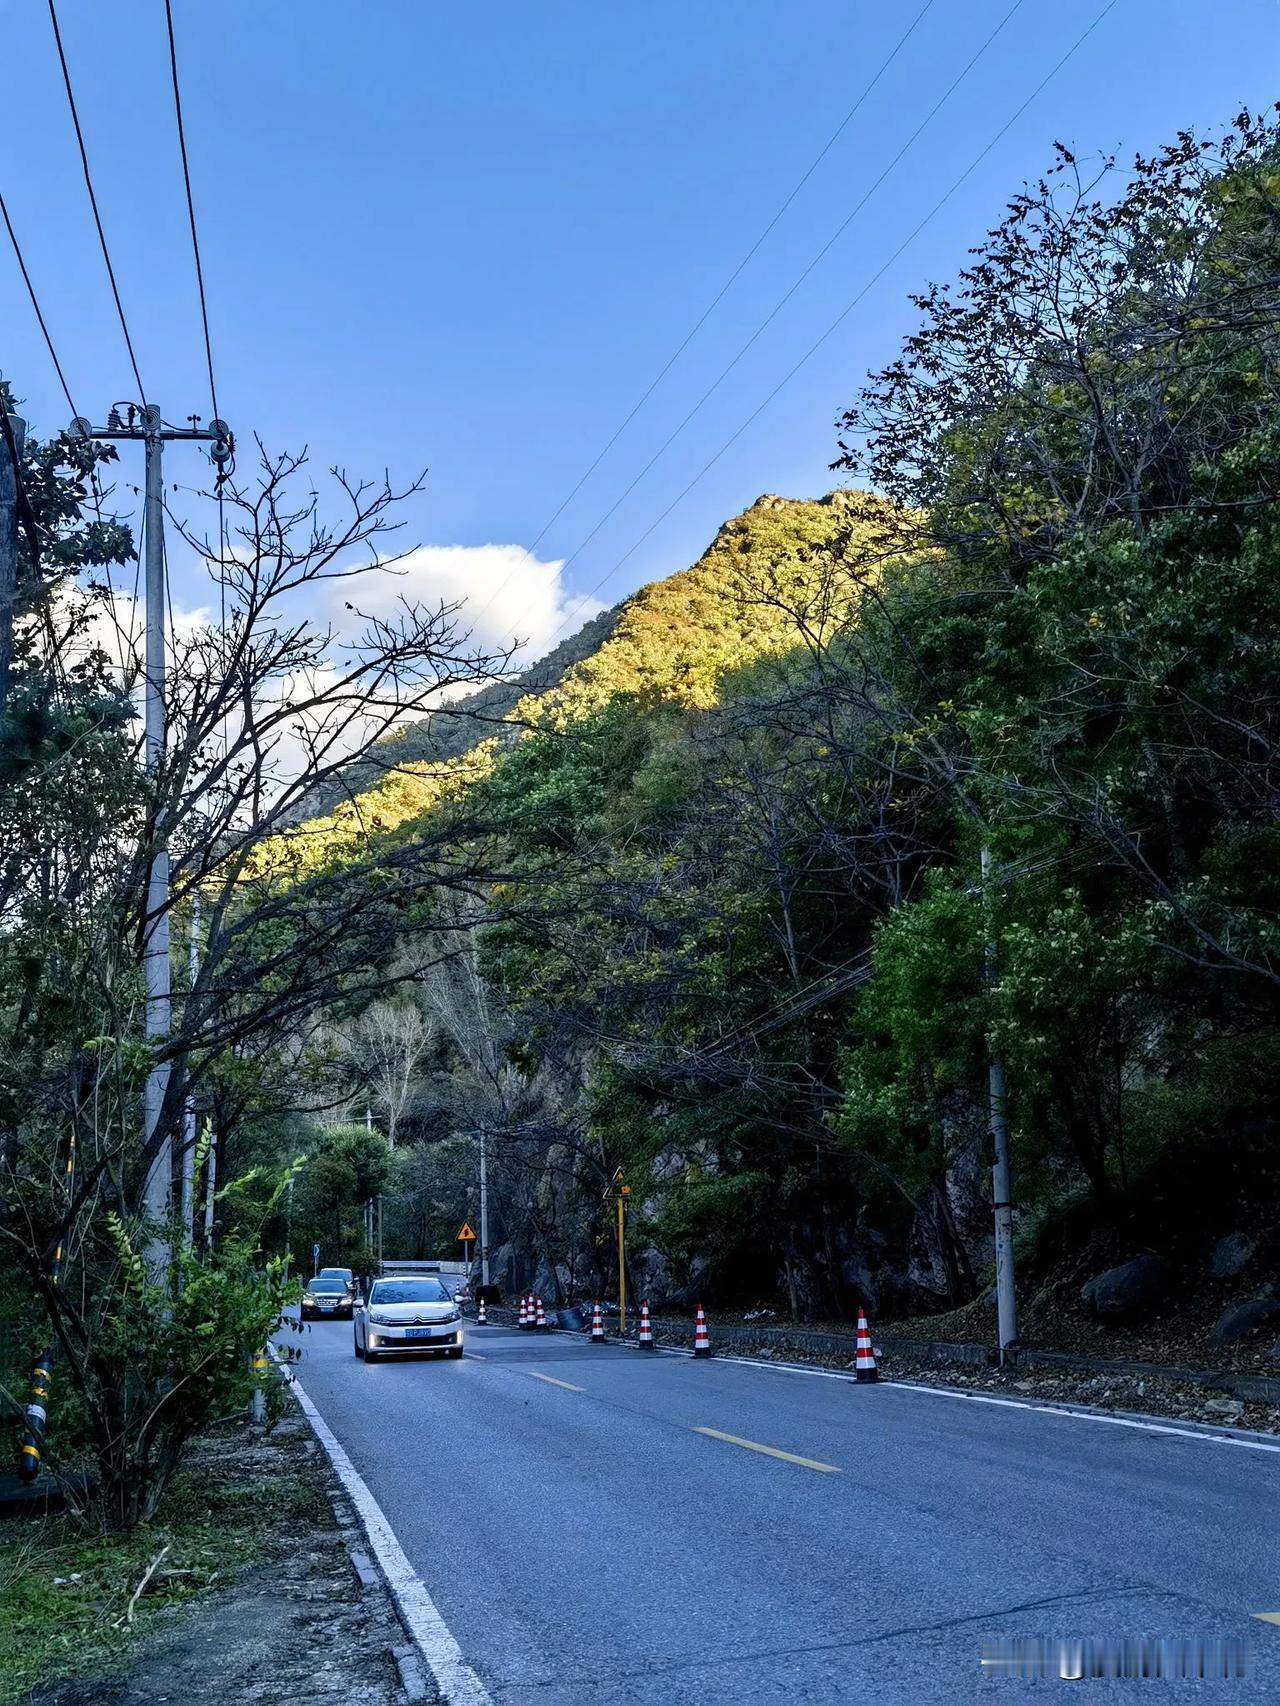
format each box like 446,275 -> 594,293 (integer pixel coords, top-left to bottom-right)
354,1275 -> 465,1361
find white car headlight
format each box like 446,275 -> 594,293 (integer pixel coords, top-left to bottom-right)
367,1311 -> 393,1326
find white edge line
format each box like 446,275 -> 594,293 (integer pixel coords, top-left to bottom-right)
273,1351 -> 493,1705
643,1341 -> 1280,1454
888,1378 -> 1280,1454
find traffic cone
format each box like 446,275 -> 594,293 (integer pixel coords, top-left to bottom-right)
855,1308 -> 879,1383
535,1296 -> 548,1330
518,1294 -> 530,1329
476,1297 -> 487,1325
590,1301 -> 606,1343
693,1305 -> 711,1358
637,1300 -> 654,1349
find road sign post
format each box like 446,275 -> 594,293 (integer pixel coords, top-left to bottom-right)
457,1222 -> 476,1285
604,1169 -> 630,1335
312,1241 -> 320,1277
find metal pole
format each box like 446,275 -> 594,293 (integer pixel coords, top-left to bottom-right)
141,407 -> 172,1259
179,892 -> 200,1245
981,846 -> 1018,1359
478,1127 -> 490,1289
0,412 -> 27,714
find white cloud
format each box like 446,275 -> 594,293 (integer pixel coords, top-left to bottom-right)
327,543 -> 606,667
46,541 -> 607,799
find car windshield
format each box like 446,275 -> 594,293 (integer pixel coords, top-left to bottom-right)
370,1279 -> 450,1305
308,1278 -> 349,1294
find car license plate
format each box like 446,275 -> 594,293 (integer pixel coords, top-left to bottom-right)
319,1302 -> 335,1312
404,1326 -> 434,1339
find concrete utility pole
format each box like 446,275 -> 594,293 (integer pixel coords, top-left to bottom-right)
70,407 -> 232,1271
981,846 -> 1018,1359
0,410 -> 27,713
478,1127 -> 490,1290
203,1123 -> 217,1251
180,893 -> 201,1245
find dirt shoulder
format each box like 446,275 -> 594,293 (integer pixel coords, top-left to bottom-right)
1,1396 -> 421,1705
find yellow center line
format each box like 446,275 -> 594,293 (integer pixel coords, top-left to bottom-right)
1254,1613 -> 1280,1626
528,1371 -> 585,1393
693,1426 -> 840,1473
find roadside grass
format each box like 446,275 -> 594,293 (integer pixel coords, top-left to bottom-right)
0,1412 -> 326,1704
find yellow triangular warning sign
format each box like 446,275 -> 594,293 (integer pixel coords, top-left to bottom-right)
456,1222 -> 476,1243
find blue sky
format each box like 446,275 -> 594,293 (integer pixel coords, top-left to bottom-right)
2,1 -> 1277,663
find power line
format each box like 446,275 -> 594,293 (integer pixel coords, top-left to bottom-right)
497,0 -> 1027,651
46,0 -> 147,404
538,0 -> 1118,652
0,191 -> 80,422
468,0 -> 939,630
160,0 -> 230,667
162,0 -> 219,426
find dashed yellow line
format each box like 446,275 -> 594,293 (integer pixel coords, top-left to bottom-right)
693,1426 -> 840,1473
1254,1613 -> 1280,1626
528,1371 -> 584,1393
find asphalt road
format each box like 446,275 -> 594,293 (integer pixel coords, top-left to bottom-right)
282,1313 -> 1280,1703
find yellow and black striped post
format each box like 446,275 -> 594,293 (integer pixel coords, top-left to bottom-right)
17,1133 -> 75,1483
18,1352 -> 53,1482
251,1347 -> 268,1424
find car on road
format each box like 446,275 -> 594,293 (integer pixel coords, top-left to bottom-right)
354,1275 -> 464,1361
301,1274 -> 357,1321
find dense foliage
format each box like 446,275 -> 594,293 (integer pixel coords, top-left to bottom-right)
366,113 -> 1280,1318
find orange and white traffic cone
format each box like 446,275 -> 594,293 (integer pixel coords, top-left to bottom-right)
855,1307 -> 879,1383
476,1296 -> 488,1325
637,1300 -> 654,1349
535,1296 -> 548,1330
590,1301 -> 606,1343
518,1294 -> 531,1329
693,1304 -> 711,1358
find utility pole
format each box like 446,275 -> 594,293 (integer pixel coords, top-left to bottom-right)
0,409 -> 27,714
179,894 -> 200,1245
69,407 -> 231,1271
202,1123 -> 217,1251
478,1127 -> 490,1290
981,846 -> 1018,1360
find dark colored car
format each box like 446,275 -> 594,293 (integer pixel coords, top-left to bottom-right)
301,1274 -> 357,1320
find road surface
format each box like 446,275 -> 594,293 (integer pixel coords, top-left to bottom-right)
282,1314 -> 1280,1703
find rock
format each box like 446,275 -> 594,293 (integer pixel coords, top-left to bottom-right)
1207,1232 -> 1256,1279
1080,1254 -> 1170,1319
1207,1296 -> 1280,1347
486,1241 -> 515,1296
1204,1397 -> 1244,1418
631,1247 -> 676,1308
